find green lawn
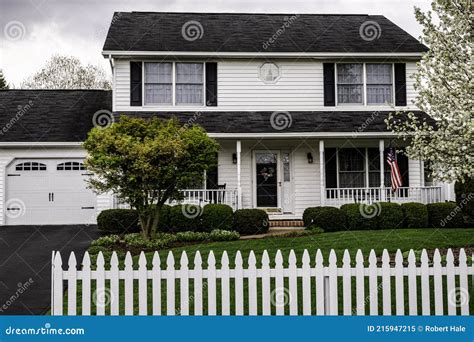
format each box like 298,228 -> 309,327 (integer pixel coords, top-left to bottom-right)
64,228 -> 474,316
90,228 -> 474,268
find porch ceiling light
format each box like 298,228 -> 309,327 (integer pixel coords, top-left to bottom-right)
232,153 -> 237,164
307,152 -> 314,164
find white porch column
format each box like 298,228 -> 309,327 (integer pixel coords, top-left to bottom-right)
319,140 -> 325,206
379,139 -> 386,201
236,140 -> 242,209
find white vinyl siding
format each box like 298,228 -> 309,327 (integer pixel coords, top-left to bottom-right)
113,59 -> 419,111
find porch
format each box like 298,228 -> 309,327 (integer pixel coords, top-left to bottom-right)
178,137 -> 450,215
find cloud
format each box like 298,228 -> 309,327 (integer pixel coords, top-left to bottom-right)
0,0 -> 430,86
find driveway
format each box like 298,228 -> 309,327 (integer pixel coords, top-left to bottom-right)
0,225 -> 100,315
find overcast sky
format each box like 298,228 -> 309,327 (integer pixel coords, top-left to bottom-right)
0,0 -> 431,86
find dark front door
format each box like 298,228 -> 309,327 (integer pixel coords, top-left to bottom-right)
256,152 -> 278,207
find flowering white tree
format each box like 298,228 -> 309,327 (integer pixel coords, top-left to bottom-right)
388,0 -> 473,182
21,55 -> 111,90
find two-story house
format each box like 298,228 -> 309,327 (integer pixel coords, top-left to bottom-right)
0,12 -> 454,226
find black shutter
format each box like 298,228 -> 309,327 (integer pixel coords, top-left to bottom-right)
325,148 -> 338,188
323,63 -> 336,106
394,63 -> 407,106
130,62 -> 142,106
206,62 -> 217,106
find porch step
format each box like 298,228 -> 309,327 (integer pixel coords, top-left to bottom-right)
269,219 -> 305,228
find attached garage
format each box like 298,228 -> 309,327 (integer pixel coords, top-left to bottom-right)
5,159 -> 97,225
0,90 -> 113,226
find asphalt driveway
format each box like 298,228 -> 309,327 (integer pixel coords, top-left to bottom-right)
0,225 -> 100,315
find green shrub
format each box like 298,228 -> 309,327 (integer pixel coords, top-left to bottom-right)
340,203 -> 378,230
123,233 -> 176,249
455,178 -> 474,220
167,204 -> 202,232
377,202 -> 404,229
97,209 -> 140,233
401,202 -> 429,228
209,229 -> 240,241
427,202 -> 464,228
201,204 -> 234,232
158,204 -> 172,231
303,207 -> 346,232
90,234 -> 121,247
175,231 -> 210,242
233,209 -> 269,235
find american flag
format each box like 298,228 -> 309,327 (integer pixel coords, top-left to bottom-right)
387,147 -> 403,191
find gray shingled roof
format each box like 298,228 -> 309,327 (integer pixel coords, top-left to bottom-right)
0,90 -> 111,143
103,12 -> 427,53
115,111 -> 432,134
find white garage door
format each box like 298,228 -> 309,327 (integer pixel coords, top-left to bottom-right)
5,159 -> 97,225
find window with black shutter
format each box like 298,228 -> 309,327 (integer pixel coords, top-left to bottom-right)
130,62 -> 142,106
205,62 -> 217,106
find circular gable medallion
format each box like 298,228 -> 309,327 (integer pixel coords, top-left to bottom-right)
259,63 -> 280,84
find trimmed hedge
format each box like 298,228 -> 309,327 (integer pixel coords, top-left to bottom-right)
201,204 -> 234,232
401,202 -> 429,228
377,202 -> 404,230
167,204 -> 202,232
233,209 -> 269,235
303,207 -> 346,232
340,203 -> 378,230
427,202 -> 464,228
97,209 -> 140,233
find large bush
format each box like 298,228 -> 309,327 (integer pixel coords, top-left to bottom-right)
201,204 -> 234,232
455,178 -> 474,220
401,202 -> 429,228
233,209 -> 269,235
340,203 -> 378,230
97,209 -> 140,233
377,202 -> 404,229
303,207 -> 346,232
427,202 -> 464,228
166,204 -> 202,232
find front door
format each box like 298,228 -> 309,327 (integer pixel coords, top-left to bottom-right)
255,152 -> 279,208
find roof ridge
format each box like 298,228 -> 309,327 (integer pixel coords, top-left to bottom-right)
123,11 -> 371,16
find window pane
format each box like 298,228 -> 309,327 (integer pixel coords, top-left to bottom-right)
366,64 -> 391,84
367,85 -> 392,104
337,85 -> 363,104
339,149 -> 365,171
337,64 -> 363,104
145,84 -> 172,104
366,64 -> 392,104
176,84 -> 203,105
337,64 -> 363,84
145,63 -> 172,83
339,173 -> 365,188
176,63 -> 203,83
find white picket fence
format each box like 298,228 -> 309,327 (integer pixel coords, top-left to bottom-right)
51,248 -> 473,316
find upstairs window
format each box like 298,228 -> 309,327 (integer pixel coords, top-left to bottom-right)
366,64 -> 393,104
175,63 -> 204,105
15,162 -> 46,171
337,64 -> 363,104
144,63 -> 172,105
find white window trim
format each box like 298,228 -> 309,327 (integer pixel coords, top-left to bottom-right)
142,61 -> 206,107
335,62 -> 396,107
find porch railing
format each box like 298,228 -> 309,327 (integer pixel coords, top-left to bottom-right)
113,189 -> 239,211
325,186 -> 443,206
168,189 -> 238,210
